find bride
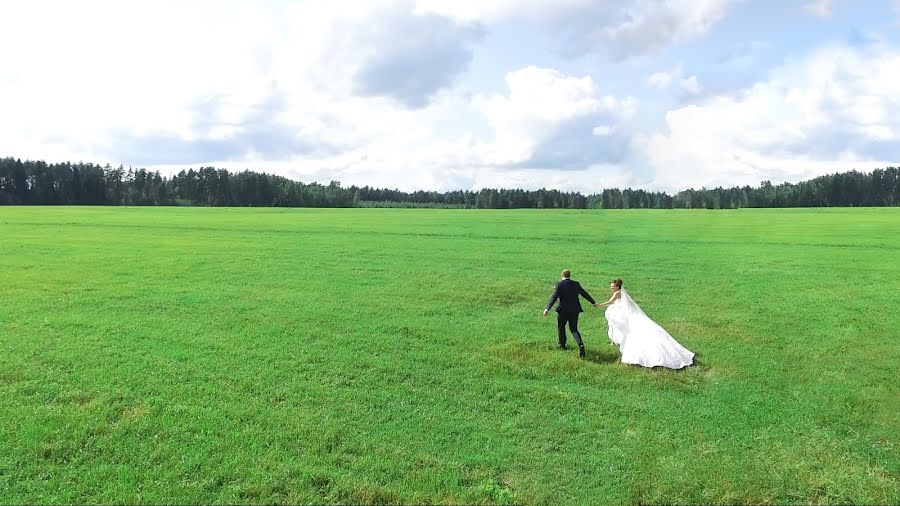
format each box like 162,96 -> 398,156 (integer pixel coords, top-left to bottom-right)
597,278 -> 694,369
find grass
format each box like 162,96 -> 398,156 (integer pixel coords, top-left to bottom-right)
0,206 -> 898,505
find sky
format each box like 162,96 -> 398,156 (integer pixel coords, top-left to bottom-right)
1,0 -> 899,193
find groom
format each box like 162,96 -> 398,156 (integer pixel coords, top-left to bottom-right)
543,269 -> 599,358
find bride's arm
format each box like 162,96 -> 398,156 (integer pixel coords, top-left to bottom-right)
597,291 -> 621,307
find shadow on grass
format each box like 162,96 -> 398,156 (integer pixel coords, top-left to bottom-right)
490,341 -> 709,391
581,346 -> 620,364
495,340 -> 705,373
540,343 -> 620,365
619,355 -> 708,374
581,345 -> 707,372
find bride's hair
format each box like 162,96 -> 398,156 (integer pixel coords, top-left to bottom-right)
612,278 -> 623,289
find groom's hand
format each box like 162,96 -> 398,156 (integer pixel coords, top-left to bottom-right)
542,309 -> 549,317
593,303 -> 601,308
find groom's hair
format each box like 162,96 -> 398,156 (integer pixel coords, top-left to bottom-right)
562,269 -> 571,278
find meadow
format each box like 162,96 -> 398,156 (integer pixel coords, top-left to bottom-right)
1,206 -> 898,505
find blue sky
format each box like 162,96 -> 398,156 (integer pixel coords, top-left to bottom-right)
1,0 -> 898,192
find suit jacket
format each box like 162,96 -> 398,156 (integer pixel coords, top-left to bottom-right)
546,278 -> 596,314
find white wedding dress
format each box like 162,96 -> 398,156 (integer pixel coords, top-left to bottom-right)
605,289 -> 694,369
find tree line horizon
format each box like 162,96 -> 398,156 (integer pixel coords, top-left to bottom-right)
1,157 -> 898,209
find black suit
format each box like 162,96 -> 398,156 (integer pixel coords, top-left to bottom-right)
546,278 -> 596,351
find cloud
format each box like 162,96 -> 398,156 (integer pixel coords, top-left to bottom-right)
647,66 -> 702,94
0,0 -> 282,160
414,0 -> 593,23
0,0 -> 483,167
2,0 -> 899,196
648,72 -> 674,89
803,0 -> 833,17
717,40 -> 770,66
475,66 -> 638,169
681,76 -> 702,95
416,0 -> 738,60
340,2 -> 485,108
578,0 -> 738,60
102,93 -> 339,166
638,44 -> 900,190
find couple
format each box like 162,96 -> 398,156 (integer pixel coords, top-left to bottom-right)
542,269 -> 694,369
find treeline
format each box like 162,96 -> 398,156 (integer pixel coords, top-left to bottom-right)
1,157 -> 898,209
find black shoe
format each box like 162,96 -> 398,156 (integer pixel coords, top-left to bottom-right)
558,345 -> 569,350
579,347 -> 586,358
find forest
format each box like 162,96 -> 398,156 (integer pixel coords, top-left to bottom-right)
1,157 -> 897,209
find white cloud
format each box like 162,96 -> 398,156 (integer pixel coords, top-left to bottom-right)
1,0 -> 898,195
474,66 -> 638,168
416,0 -> 737,60
0,0 -> 282,161
0,0 -> 485,169
639,44 -> 900,190
647,66 -> 702,94
681,76 -> 702,95
593,0 -> 737,60
329,1 -> 484,108
414,0 -> 593,23
648,72 -> 674,89
803,0 -> 833,17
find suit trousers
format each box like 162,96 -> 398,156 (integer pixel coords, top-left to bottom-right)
557,311 -> 584,348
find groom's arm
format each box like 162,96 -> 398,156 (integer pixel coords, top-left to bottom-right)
578,283 -> 597,305
545,284 -> 560,312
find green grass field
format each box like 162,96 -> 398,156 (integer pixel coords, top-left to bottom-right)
1,207 -> 898,505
